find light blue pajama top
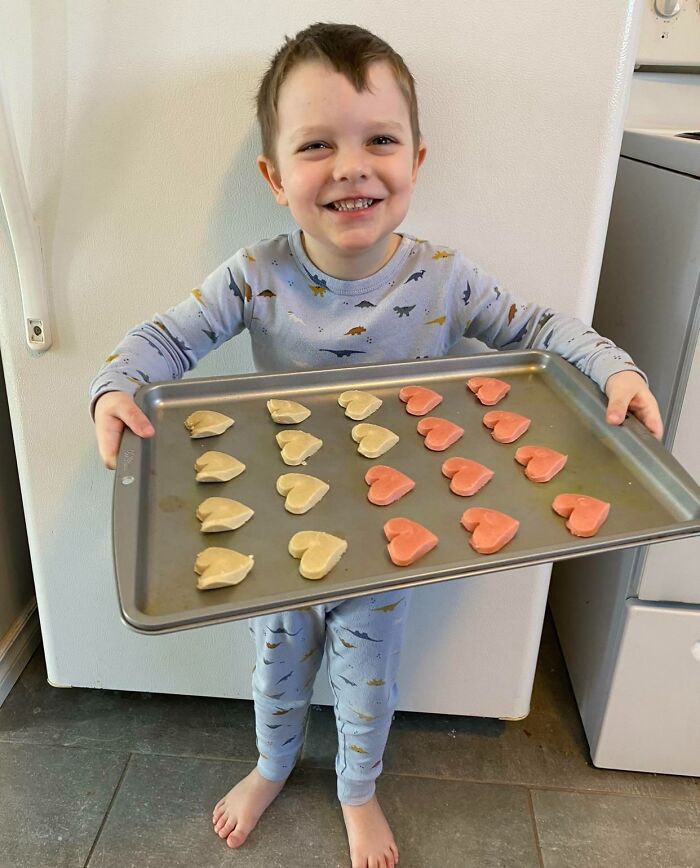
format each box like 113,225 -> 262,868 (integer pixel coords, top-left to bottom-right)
89,229 -> 644,408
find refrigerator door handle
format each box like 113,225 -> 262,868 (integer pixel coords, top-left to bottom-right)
0,78 -> 52,353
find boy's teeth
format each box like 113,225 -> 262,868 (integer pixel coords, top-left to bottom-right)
332,198 -> 375,211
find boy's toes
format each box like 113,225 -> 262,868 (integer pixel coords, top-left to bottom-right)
226,826 -> 250,849
212,806 -> 224,824
217,817 -> 235,838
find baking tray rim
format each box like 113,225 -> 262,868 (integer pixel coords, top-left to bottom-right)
112,350 -> 700,635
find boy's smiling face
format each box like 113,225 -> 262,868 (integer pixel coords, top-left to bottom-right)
258,59 -> 427,280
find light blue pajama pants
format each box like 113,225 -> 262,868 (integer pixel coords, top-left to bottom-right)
248,587 -> 412,805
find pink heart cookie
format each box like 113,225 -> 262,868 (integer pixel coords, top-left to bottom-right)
384,517 -> 438,566
483,410 -> 531,443
399,385 -> 443,416
552,494 -> 610,538
460,507 -> 519,554
365,465 -> 415,506
416,416 -> 464,451
467,377 -> 510,405
514,446 -> 567,482
441,457 -> 494,496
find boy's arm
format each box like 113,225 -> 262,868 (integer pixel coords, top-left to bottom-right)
89,250 -> 251,417
446,252 -> 663,438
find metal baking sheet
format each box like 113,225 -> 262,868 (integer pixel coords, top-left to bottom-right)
113,350 -> 700,634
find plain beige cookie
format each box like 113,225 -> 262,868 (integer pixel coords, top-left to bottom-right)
196,497 -> 254,532
351,423 -> 399,458
276,473 -> 330,514
288,531 -> 347,580
276,430 -> 323,465
194,451 -> 246,482
184,410 -> 234,438
338,390 -> 383,420
267,399 -> 311,424
194,547 -> 254,590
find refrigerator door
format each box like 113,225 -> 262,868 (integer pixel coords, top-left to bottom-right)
0,2 -> 639,713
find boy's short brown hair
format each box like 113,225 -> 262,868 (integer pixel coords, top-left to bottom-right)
256,22 -> 421,170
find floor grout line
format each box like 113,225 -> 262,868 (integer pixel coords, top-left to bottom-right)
526,788 -> 546,868
82,752 -> 134,868
0,735 -> 698,802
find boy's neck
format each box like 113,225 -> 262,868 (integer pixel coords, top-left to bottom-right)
300,232 -> 402,281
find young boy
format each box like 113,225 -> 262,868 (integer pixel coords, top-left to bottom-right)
90,22 -> 663,868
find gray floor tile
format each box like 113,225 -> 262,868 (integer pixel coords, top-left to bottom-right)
532,788 -> 700,868
0,741 -> 127,868
86,754 -> 349,867
302,614 -> 699,800
0,652 -> 257,761
378,776 -> 540,868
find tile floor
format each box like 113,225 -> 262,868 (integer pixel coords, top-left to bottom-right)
1,610 -> 698,868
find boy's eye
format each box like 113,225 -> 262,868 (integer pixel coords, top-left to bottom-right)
371,136 -> 397,146
301,142 -> 328,151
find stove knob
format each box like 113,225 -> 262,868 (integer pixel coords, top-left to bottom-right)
654,0 -> 682,18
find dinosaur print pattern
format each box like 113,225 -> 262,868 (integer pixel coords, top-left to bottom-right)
249,590 -> 408,804
90,227 -> 645,456
404,269 -> 426,284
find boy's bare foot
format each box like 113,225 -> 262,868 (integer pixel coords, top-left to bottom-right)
212,766 -> 287,848
341,794 -> 399,868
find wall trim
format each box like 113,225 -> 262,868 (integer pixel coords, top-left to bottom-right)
0,598 -> 41,706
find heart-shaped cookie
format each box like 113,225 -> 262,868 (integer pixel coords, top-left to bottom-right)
552,493 -> 610,537
467,377 -> 510,405
365,465 -> 415,505
194,547 -> 254,589
416,416 -> 464,451
515,446 -> 567,482
194,451 -> 246,482
482,410 -> 531,443
276,473 -> 329,514
196,497 -> 254,532
338,390 -> 382,420
288,530 -> 348,580
276,430 -> 323,465
398,385 -> 443,416
267,399 -> 311,424
460,507 -> 519,554
384,517 -> 438,566
351,423 -> 399,458
441,457 -> 494,496
184,410 -> 234,438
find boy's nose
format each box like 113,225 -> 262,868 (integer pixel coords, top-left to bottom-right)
332,149 -> 371,182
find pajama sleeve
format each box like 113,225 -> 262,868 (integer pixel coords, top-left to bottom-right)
88,250 -> 251,417
445,251 -> 647,392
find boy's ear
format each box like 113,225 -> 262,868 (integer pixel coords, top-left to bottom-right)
411,141 -> 428,185
257,155 -> 289,207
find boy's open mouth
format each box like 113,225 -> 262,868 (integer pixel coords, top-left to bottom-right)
324,198 -> 381,212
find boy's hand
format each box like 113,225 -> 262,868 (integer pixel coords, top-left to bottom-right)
604,371 -> 663,441
94,392 -> 155,470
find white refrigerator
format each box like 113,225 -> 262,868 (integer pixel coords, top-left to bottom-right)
550,3 -> 700,774
0,1 -> 642,716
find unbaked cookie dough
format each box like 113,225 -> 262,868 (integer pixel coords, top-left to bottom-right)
288,530 -> 347,580
267,399 -> 311,424
276,430 -> 323,465
196,497 -> 254,532
184,410 -> 234,438
276,473 -> 330,514
338,390 -> 382,420
194,547 -> 254,589
194,451 -> 246,482
351,423 -> 399,458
